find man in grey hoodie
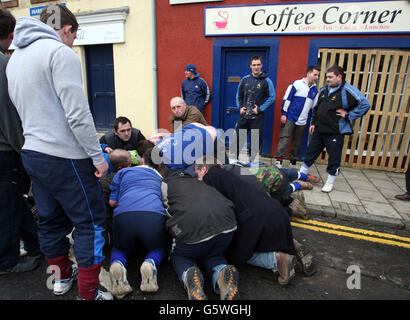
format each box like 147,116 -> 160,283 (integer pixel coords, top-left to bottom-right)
6,4 -> 112,300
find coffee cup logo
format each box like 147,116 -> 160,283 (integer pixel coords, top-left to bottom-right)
213,10 -> 229,29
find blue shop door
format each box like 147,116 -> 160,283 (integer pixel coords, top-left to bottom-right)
85,45 -> 116,130
221,49 -> 271,156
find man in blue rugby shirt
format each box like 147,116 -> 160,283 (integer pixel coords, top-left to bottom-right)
233,55 -> 275,160
299,65 -> 370,193
275,66 -> 320,167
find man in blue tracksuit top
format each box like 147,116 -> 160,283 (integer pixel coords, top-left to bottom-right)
299,65 -> 370,193
234,55 -> 275,160
181,64 -> 210,114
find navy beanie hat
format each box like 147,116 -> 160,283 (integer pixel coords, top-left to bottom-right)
185,64 -> 197,74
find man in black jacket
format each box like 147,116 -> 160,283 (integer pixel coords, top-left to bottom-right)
195,156 -> 297,286
0,8 -> 40,275
160,168 -> 239,300
100,116 -> 146,152
299,65 -> 370,193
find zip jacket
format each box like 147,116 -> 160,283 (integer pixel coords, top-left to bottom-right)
312,82 -> 370,135
181,74 -> 210,113
236,71 -> 275,120
164,171 -> 237,244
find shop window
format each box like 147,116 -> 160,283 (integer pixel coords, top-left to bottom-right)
0,0 -> 18,8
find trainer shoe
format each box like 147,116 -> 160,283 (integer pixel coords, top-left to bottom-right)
294,180 -> 314,190
321,181 -> 334,193
217,265 -> 239,300
77,289 -> 113,300
53,265 -> 78,295
274,159 -> 283,168
140,260 -> 159,292
94,289 -> 113,300
306,174 -> 322,184
109,261 -> 133,298
184,267 -> 207,300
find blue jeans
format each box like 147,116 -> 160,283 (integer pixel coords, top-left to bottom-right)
280,168 -> 300,196
247,252 -> 278,271
280,168 -> 299,182
170,231 -> 234,293
21,150 -> 106,268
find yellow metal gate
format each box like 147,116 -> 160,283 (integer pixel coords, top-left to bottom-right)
316,48 -> 409,173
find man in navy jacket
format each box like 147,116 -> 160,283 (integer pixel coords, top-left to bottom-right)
234,55 -> 275,160
299,65 -> 370,193
181,64 -> 210,114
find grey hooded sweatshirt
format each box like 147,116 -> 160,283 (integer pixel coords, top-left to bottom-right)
6,17 -> 104,165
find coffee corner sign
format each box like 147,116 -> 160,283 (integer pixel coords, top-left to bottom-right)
205,0 -> 410,36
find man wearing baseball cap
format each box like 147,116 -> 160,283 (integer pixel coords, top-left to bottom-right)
181,64 -> 211,114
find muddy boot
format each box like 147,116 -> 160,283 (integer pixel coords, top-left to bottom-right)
289,191 -> 309,220
275,252 -> 295,286
216,265 -> 239,300
184,267 -> 207,300
293,239 -> 316,277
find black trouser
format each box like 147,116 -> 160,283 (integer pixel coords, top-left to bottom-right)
303,131 -> 344,176
0,151 -> 38,269
232,115 -> 264,160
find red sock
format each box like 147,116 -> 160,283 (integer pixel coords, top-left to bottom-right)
77,262 -> 102,300
45,255 -> 72,280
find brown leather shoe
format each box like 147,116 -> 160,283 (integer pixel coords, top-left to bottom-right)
395,193 -> 410,201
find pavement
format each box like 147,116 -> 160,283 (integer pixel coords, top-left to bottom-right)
256,157 -> 410,231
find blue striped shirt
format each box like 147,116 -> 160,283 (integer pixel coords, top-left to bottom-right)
281,78 -> 318,126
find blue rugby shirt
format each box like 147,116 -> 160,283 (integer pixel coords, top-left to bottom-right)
281,78 -> 318,126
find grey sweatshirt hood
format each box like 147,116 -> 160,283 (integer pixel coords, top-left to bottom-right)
6,17 -> 105,166
13,17 -> 61,49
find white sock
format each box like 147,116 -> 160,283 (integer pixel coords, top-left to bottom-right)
327,174 -> 336,184
299,163 -> 309,175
